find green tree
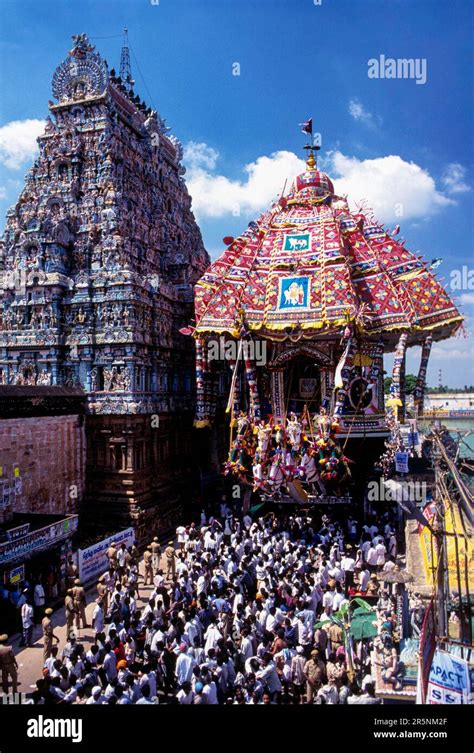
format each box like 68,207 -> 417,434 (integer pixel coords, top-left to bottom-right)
404,374 -> 418,395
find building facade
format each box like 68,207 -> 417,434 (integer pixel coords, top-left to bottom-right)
0,34 -> 210,539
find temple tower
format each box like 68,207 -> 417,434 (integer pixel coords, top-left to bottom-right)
0,34 -> 210,539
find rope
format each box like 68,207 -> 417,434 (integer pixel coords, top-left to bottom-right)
129,42 -> 158,112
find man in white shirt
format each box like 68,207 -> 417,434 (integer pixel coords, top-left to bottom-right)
175,644 -> 196,685
136,684 -> 155,704
91,599 -> 105,634
86,686 -> 104,704
341,551 -> 356,592
176,525 -> 187,550
177,685 -> 194,704
358,566 -> 370,592
34,580 -> 46,621
256,654 -> 282,699
21,595 -> 34,647
366,545 -> 378,571
322,588 -> 335,610
375,541 -> 386,568
103,644 -> 117,683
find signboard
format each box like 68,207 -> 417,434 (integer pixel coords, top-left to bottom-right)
77,527 -> 135,584
6,524 -> 30,542
426,649 -> 470,704
9,564 -> 25,585
395,451 -> 409,474
0,516 -> 78,565
399,424 -> 419,449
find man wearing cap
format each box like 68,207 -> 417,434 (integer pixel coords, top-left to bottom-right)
164,541 -> 176,581
303,649 -> 326,704
64,589 -> 76,636
175,643 -> 196,686
72,579 -> 88,629
106,541 -> 118,570
143,545 -> 153,585
0,634 -> 18,693
42,608 -> 59,663
290,646 -> 307,703
20,593 -> 34,647
150,537 -> 161,574
66,555 -> 78,588
97,575 -> 109,614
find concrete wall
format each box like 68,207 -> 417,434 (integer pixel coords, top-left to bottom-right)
424,393 -> 474,411
0,414 -> 86,515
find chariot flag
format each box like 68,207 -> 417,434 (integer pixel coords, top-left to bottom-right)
300,118 -> 313,135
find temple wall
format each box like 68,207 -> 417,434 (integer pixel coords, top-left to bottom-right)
0,414 -> 86,516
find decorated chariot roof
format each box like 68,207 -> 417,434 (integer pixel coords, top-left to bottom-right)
194,153 -> 463,349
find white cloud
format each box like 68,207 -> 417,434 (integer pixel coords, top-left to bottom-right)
431,337 -> 473,362
328,151 -> 454,223
441,162 -> 470,195
0,186 -> 7,200
183,142 -> 462,225
183,141 -> 219,171
0,119 -> 46,169
348,98 -> 377,127
458,293 -> 474,306
184,145 -> 305,219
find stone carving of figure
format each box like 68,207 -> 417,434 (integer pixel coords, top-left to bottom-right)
36,371 -> 52,386
103,367 -> 114,391
75,307 -> 86,324
122,367 -> 131,391
90,367 -> 98,391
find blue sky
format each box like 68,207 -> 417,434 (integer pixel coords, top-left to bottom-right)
0,0 -> 473,386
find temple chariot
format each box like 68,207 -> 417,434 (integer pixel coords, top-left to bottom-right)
192,143 -> 463,505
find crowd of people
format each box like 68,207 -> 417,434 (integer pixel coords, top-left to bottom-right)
2,503 -> 418,705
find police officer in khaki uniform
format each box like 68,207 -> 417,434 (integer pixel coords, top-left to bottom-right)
96,575 -> 108,615
41,609 -> 59,663
0,634 -> 18,693
130,542 -> 140,566
72,579 -> 89,629
164,541 -> 177,581
66,556 -> 78,588
143,545 -> 153,585
106,541 -> 118,572
150,537 -> 161,574
64,589 -> 76,635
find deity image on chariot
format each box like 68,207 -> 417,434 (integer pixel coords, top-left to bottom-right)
278,276 -> 310,309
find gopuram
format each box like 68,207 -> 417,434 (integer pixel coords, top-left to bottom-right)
0,34 -> 210,539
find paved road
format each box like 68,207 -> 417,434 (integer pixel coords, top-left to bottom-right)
9,559 -> 157,696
